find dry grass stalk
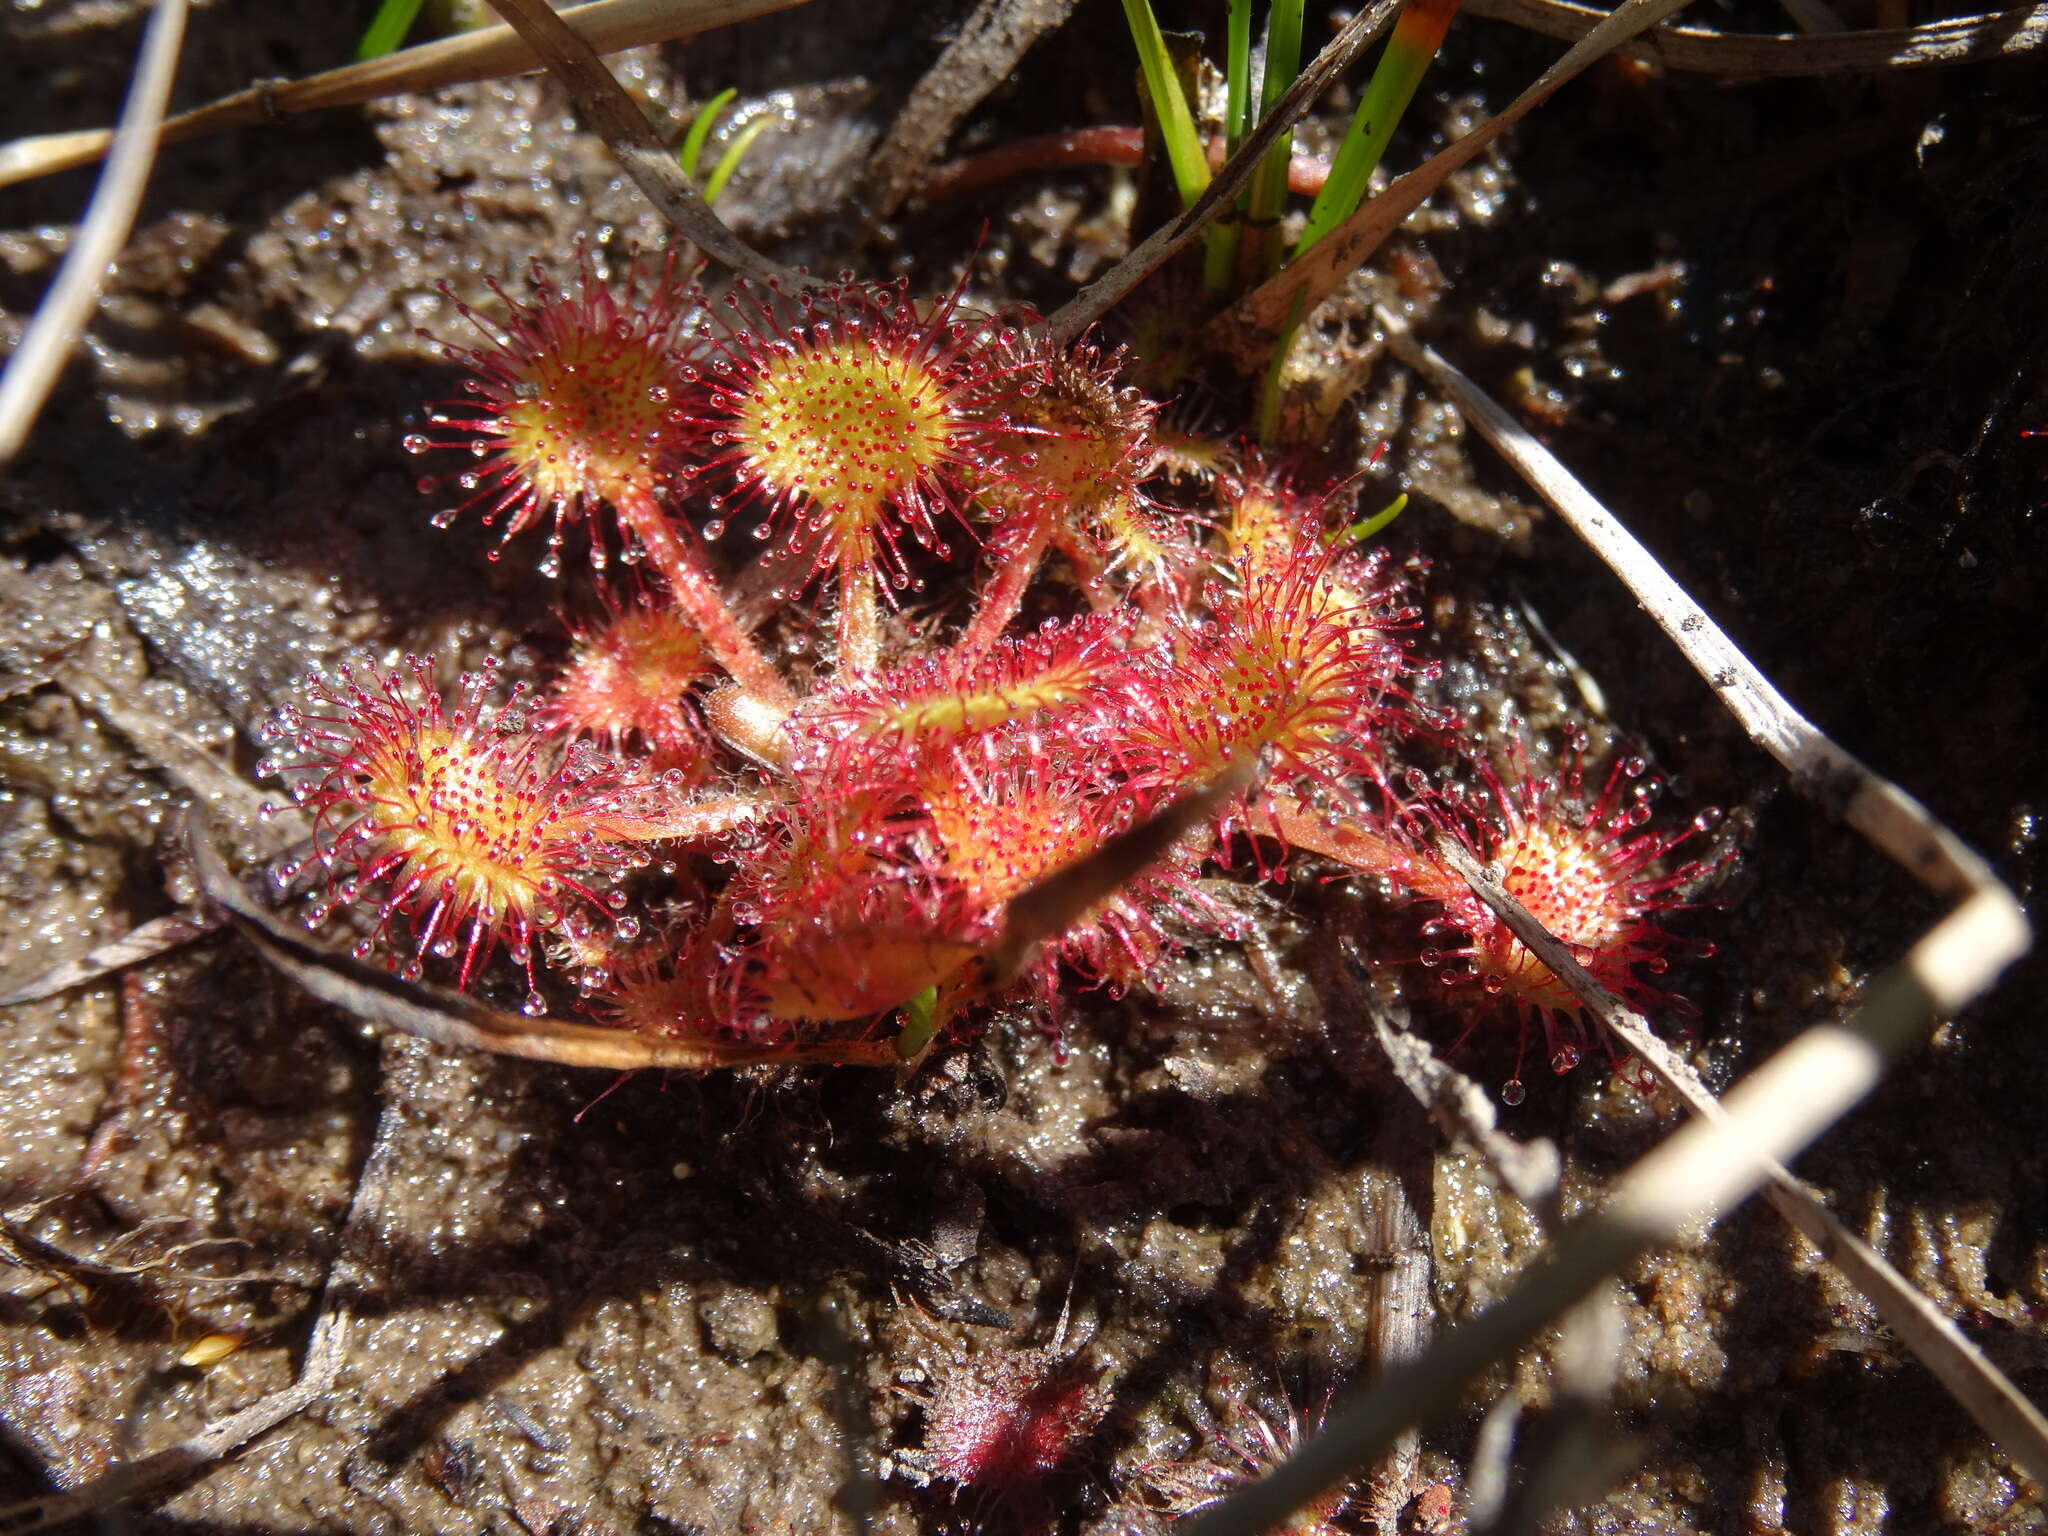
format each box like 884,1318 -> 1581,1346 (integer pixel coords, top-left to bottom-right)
1364,996 -> 1562,1221
0,0 -> 811,192
480,0 -> 803,287
1466,0 -> 2048,73
1186,878 -> 2027,1534
1377,300 -> 2048,1482
1375,306 -> 2004,900
0,0 -> 187,466
1180,287 -> 2036,1536
1437,837 -> 2048,1487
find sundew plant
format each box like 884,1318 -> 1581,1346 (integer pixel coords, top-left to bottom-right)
258,249 -> 1724,1101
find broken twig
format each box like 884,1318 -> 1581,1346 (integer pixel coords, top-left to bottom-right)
0,0 -> 812,191
0,0 -> 186,465
481,0 -> 806,288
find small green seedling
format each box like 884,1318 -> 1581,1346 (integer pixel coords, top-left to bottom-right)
677,89 -> 775,202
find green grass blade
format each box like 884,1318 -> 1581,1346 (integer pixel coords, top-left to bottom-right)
1242,0 -> 1304,275
677,86 -> 737,180
703,113 -> 772,201
1119,0 -> 1210,211
1340,492 -> 1407,542
1255,288 -> 1305,443
355,0 -> 427,61
1295,0 -> 1463,255
1224,0 -> 1252,158
1121,0 -> 1232,289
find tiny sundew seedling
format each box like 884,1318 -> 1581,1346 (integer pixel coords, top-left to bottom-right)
1136,1372 -> 1350,1536
895,1330 -> 1112,1511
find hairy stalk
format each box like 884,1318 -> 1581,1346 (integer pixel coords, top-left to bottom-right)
837,551 -> 884,675
616,483 -> 793,708
957,513 -> 1053,661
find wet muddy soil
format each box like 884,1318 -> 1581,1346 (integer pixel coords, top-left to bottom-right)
1,2 -> 2044,1532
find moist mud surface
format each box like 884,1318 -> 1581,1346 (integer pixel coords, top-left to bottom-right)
1,3 -> 2044,1532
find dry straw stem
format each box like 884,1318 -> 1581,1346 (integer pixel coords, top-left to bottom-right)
3,0 -> 2032,198
50,660 -> 295,845
1186,306 -> 2037,1536
1370,998 -> 1620,1532
1047,0 -> 1405,347
1376,306 -> 2006,901
1373,305 -> 2048,1480
1466,0 -> 2048,74
1438,836 -> 2048,1487
0,0 -> 185,467
0,0 -> 810,192
986,759 -> 1259,985
1367,1000 -> 1562,1221
0,909 -> 221,1008
481,0 -> 805,288
187,824 -> 901,1072
1189,885 -> 2031,1535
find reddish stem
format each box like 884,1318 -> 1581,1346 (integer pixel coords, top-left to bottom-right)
588,789 -> 780,845
837,550 -> 882,675
956,512 -> 1052,662
1264,789 -> 1457,898
919,128 -> 1330,204
616,484 -> 793,710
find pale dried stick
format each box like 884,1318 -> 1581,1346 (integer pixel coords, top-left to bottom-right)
1462,1393 -> 1523,1530
1184,874 -> 2029,1536
1465,0 -> 2048,74
1475,1292 -> 1630,1536
0,0 -> 811,191
0,0 -> 186,466
1376,306 -> 1993,900
1363,990 -> 1613,1531
51,663 -> 299,850
1375,300 -> 2048,1482
0,910 -> 221,1008
1433,835 -> 2048,1488
0,1308 -> 351,1534
1186,277 -> 2037,1536
1359,985 -> 1562,1222
481,0 -> 804,287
